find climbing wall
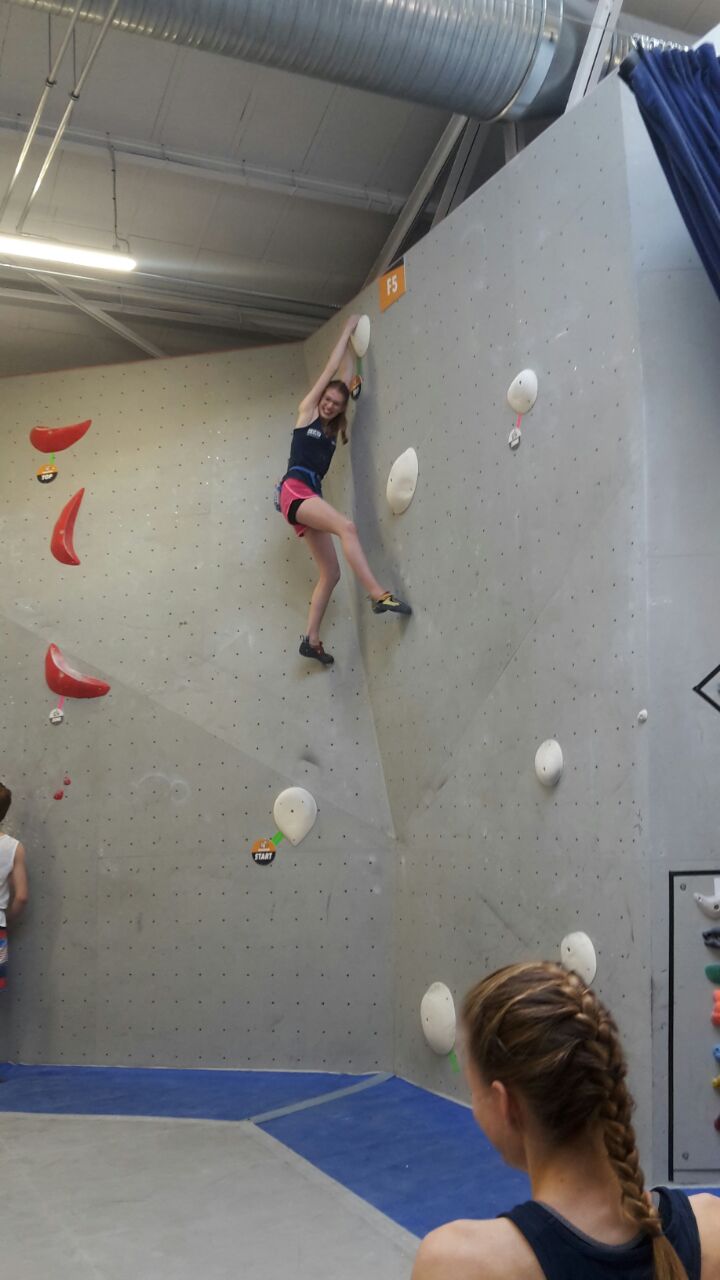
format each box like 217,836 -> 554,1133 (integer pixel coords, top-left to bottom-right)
0,344 -> 394,1069
307,79 -> 657,1143
620,63 -> 720,1181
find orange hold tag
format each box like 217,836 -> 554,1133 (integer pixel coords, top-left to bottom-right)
379,259 -> 407,312
37,463 -> 58,484
251,838 -> 277,865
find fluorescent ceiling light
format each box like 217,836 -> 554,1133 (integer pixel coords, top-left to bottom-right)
0,235 -> 136,272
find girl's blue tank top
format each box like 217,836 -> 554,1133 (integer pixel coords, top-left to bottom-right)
285,417 -> 337,492
502,1188 -> 700,1279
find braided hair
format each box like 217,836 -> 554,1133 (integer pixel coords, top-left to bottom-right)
462,962 -> 687,1280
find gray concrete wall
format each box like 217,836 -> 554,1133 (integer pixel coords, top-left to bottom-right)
307,79 -> 655,1150
0,344 -> 394,1069
621,82 -> 720,1180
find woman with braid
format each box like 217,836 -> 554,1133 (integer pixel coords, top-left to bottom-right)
413,961 -> 720,1280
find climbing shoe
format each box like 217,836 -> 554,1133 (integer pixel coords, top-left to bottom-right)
299,635 -> 334,665
372,592 -> 412,616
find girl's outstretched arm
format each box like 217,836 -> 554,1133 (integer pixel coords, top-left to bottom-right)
299,314 -> 359,415
334,339 -> 356,390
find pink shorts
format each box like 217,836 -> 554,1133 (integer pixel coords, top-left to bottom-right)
280,476 -> 317,538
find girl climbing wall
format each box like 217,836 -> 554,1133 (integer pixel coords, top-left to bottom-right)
278,314 -> 411,666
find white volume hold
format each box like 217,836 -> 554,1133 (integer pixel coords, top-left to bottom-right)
420,982 -> 456,1055
350,315 -> 371,358
273,786 -> 317,846
535,739 -> 563,787
560,932 -> 597,985
507,369 -> 538,415
386,447 -> 419,514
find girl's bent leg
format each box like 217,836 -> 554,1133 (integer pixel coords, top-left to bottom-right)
296,497 -> 385,600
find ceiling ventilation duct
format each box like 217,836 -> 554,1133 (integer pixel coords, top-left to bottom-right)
8,1 -> 686,120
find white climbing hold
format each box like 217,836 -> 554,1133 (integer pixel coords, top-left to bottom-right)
386,447 -> 418,515
695,891 -> 720,920
350,314 -> 371,358
560,932 -> 597,985
637,709 -> 648,723
507,369 -> 538,415
420,982 -> 456,1055
535,739 -> 563,787
273,786 -> 317,846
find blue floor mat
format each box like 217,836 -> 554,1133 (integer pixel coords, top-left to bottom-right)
0,1062 -> 369,1120
261,1075 -> 530,1238
1,1063 -> 716,1240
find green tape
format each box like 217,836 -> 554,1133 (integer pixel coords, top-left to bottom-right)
448,1049 -> 460,1073
272,831 -> 285,845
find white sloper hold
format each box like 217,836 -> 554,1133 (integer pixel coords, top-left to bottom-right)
386,447 -> 419,515
535,739 -> 563,787
420,982 -> 456,1055
560,932 -> 597,986
694,891 -> 720,920
273,787 -> 317,846
507,369 -> 538,415
350,314 -> 371,358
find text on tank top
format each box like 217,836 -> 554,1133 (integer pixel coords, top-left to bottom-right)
286,417 -> 337,489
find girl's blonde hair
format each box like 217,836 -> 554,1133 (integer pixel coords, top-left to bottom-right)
462,962 -> 687,1280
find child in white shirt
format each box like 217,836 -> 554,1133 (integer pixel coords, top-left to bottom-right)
0,783 -> 29,991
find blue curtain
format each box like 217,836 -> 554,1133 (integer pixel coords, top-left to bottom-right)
620,43 -> 720,303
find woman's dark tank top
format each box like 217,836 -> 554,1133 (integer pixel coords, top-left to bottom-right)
285,417 -> 337,493
502,1188 -> 701,1280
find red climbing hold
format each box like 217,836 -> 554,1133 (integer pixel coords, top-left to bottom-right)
45,643 -> 110,699
30,419 -> 92,454
53,790 -> 64,801
64,776 -> 71,787
51,488 -> 85,566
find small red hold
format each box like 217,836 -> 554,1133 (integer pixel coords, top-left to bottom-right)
53,790 -> 64,801
45,643 -> 110,699
64,776 -> 71,786
51,488 -> 85,566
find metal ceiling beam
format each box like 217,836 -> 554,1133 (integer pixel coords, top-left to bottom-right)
0,116 -> 407,216
0,260 -> 331,338
364,114 -> 467,284
565,0 -> 626,111
0,259 -> 334,321
430,121 -> 492,229
0,283 -> 320,336
502,122 -> 527,164
25,269 -> 167,356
